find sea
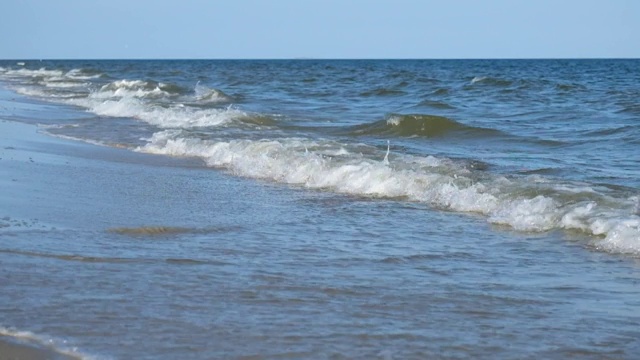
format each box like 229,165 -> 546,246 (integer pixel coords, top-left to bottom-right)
0,59 -> 639,359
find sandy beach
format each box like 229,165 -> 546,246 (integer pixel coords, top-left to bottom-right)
0,96 -> 136,360
0,90 -> 220,359
0,90 -> 211,233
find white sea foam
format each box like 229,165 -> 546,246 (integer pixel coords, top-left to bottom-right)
67,95 -> 246,128
1,71 -> 245,129
1,68 -> 97,97
471,76 -> 487,84
0,326 -> 38,340
137,131 -> 640,253
65,69 -> 101,80
13,86 -> 49,97
93,80 -> 171,99
44,81 -> 88,88
13,86 -> 81,99
48,78 -> 249,128
386,116 -> 402,126
3,67 -> 65,78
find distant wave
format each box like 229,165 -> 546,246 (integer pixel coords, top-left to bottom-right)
555,83 -> 587,92
0,67 -> 65,79
64,68 -> 105,80
617,103 -> 640,115
45,77 -> 259,129
360,88 -> 407,97
468,77 -> 589,94
431,88 -> 450,96
1,68 -> 267,130
346,113 -> 503,138
417,99 -> 456,110
0,66 -> 236,107
108,226 -> 190,236
583,125 -> 637,138
96,79 -> 187,98
469,76 -> 513,86
67,95 -> 248,128
0,67 -> 104,83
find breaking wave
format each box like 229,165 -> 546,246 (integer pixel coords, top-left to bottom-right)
136,130 -> 640,254
67,95 -> 248,128
95,79 -> 186,99
0,68 -> 245,129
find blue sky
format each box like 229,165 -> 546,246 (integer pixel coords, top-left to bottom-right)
1,0 -> 638,59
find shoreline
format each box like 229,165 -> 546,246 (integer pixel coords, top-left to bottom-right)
0,336 -> 79,360
0,85 -> 214,360
0,88 -> 105,360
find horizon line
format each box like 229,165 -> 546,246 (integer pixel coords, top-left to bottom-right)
2,57 -> 640,61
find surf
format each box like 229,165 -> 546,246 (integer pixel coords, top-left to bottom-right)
137,129 -> 640,254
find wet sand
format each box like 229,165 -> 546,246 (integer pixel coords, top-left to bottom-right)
0,90 -> 211,359
0,336 -> 78,360
0,94 -> 208,233
1,96 -> 90,360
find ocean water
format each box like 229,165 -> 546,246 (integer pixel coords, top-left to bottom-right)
1,59 -> 639,359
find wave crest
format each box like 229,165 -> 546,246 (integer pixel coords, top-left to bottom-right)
360,88 -> 407,97
470,76 -> 513,86
67,95 -> 248,128
195,83 -> 234,103
96,79 -> 186,99
348,114 -> 501,138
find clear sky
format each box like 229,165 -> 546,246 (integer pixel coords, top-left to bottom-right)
1,0 -> 638,59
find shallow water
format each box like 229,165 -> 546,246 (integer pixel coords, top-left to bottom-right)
1,60 -> 639,359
